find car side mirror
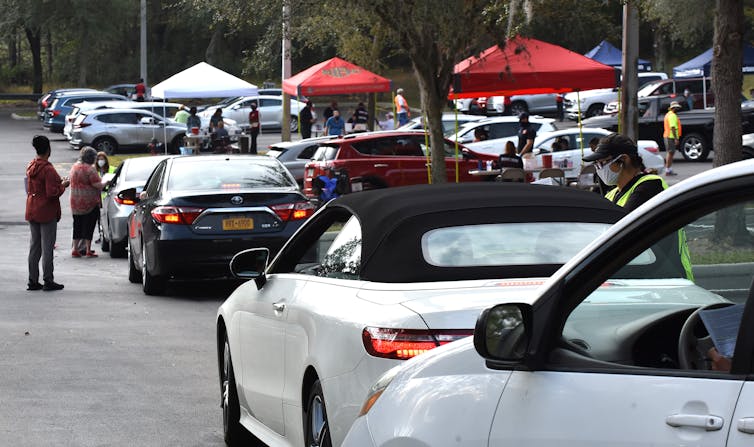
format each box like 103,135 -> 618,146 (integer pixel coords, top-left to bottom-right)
474,303 -> 532,364
229,248 -> 270,289
117,187 -> 140,205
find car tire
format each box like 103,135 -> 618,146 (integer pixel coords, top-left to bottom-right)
141,240 -> 166,295
509,101 -> 528,116
128,241 -> 142,284
680,132 -> 710,162
221,338 -> 261,446
304,380 -> 332,447
289,115 -> 299,133
585,104 -> 604,118
110,239 -> 127,258
101,234 -> 110,252
93,137 -> 118,155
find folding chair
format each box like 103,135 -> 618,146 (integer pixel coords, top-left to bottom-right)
497,168 -> 526,183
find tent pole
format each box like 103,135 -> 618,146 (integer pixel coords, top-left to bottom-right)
703,74 -> 707,109
454,100 -> 459,183
163,98 -> 168,154
392,91 -> 397,128
617,88 -> 622,134
577,90 -> 584,159
423,111 -> 432,184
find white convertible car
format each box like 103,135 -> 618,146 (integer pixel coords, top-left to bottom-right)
344,159 -> 754,447
216,182 -> 628,447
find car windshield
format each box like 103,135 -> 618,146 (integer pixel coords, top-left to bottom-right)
638,80 -> 665,97
422,222 -> 612,267
167,159 -> 295,190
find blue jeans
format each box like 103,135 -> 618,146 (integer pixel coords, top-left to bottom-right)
397,112 -> 408,126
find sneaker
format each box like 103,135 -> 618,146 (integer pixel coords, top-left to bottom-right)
71,250 -> 81,258
665,170 -> 678,176
42,281 -> 64,291
27,282 -> 43,291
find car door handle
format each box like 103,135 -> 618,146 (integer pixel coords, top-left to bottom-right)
739,417 -> 754,434
666,414 -> 723,431
374,164 -> 389,168
272,302 -> 286,312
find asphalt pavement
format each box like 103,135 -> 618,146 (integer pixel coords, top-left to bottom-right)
0,108 -> 713,446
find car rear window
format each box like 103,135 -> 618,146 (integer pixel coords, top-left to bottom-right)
422,222 -> 612,267
267,148 -> 285,158
313,145 -> 339,161
167,159 -> 296,190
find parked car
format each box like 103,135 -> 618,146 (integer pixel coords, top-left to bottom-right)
455,93 -> 559,116
44,91 -> 128,133
63,101 -> 186,140
743,133 -> 754,154
603,77 -> 714,114
397,113 -> 485,135
104,83 -> 136,99
217,182 -> 627,447
301,131 -> 498,198
199,95 -> 308,132
531,128 -> 664,178
564,71 -> 668,120
266,135 -> 340,185
450,115 -> 558,155
100,155 -> 174,258
69,108 -> 188,154
37,87 -> 98,120
343,158 -> 754,447
124,155 -> 314,295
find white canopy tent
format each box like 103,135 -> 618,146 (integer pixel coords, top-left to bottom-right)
150,62 -> 258,153
151,62 -> 259,99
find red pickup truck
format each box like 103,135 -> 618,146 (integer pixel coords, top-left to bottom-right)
302,131 -> 499,198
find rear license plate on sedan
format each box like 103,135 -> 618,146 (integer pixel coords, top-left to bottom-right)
222,217 -> 254,231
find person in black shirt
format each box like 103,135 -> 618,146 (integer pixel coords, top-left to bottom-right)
582,133 -> 664,213
323,101 -> 338,125
499,141 -> 523,168
299,100 -> 314,139
516,112 -> 537,155
352,102 -> 369,132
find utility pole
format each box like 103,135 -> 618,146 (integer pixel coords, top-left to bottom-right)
620,1 -> 639,142
140,0 -> 147,93
281,0 -> 292,141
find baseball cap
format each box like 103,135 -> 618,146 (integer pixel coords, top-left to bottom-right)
582,133 -> 638,162
669,101 -> 682,109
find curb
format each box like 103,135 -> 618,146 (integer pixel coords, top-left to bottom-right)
11,113 -> 36,121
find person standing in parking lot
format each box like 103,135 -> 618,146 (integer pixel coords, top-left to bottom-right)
248,101 -> 260,154
516,112 -> 537,155
186,106 -> 201,133
395,88 -> 410,126
69,147 -> 107,259
26,135 -> 69,291
299,100 -> 314,139
663,101 -> 682,176
325,110 -> 346,136
135,78 -> 146,102
555,93 -> 565,122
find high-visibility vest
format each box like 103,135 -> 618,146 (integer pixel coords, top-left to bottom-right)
394,95 -> 408,113
606,175 -> 694,281
663,110 -> 681,139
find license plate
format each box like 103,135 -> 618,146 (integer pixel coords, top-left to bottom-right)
351,182 -> 363,192
222,217 -> 254,231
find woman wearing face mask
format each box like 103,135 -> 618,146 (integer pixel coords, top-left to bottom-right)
583,133 -> 694,281
93,152 -> 115,244
582,133 -> 665,213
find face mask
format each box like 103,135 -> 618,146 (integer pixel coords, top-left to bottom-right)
595,157 -> 622,186
97,159 -> 106,168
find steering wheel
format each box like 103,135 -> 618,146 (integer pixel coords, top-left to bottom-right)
678,302 -> 734,370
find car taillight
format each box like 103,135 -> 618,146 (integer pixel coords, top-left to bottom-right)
74,122 -> 91,128
114,196 -> 136,206
644,146 -> 659,153
52,110 -> 61,117
150,206 -> 205,224
270,201 -> 316,221
362,327 -> 473,360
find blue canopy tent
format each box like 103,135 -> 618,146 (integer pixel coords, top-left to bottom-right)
585,40 -> 652,71
673,43 -> 754,107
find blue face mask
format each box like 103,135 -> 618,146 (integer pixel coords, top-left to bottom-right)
595,158 -> 622,186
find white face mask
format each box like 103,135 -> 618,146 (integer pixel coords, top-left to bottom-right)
97,159 -> 106,168
595,157 -> 622,186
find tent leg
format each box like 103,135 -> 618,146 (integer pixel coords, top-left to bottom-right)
368,93 -> 376,131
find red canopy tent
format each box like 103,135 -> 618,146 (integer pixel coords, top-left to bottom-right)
283,57 -> 392,97
450,37 -> 618,98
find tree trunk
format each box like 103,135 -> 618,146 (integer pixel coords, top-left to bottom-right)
652,25 -> 667,74
77,23 -> 89,86
24,27 -> 43,94
9,33 -> 17,67
46,28 -> 53,78
712,0 -> 749,243
205,25 -> 224,66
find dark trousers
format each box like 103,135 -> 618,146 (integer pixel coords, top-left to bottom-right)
72,208 -> 99,241
29,220 -> 57,284
250,128 -> 259,154
301,123 -> 312,139
556,102 -> 564,121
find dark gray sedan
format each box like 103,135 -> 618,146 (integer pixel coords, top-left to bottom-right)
266,135 -> 338,185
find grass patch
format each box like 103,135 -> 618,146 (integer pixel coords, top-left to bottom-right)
107,153 -> 153,168
688,237 -> 754,265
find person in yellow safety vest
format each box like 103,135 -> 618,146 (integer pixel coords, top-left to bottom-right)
663,101 -> 683,176
583,133 -> 694,281
394,88 -> 410,126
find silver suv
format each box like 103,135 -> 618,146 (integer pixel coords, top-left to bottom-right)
70,108 -> 188,155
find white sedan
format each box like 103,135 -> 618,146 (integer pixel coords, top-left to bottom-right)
344,159 -> 754,447
200,94 -> 308,132
216,183 -> 628,447
530,127 -> 664,178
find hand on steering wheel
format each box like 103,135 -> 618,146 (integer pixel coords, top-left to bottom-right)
677,302 -> 734,370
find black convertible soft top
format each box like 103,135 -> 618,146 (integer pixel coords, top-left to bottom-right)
327,183 -> 626,283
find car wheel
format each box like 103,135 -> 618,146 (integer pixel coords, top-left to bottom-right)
141,240 -> 166,295
127,241 -> 142,284
101,233 -> 110,252
289,115 -> 299,133
109,238 -> 127,258
304,380 -> 332,447
509,101 -> 528,116
680,133 -> 710,162
93,137 -> 118,155
221,338 -> 260,446
585,104 -> 604,118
